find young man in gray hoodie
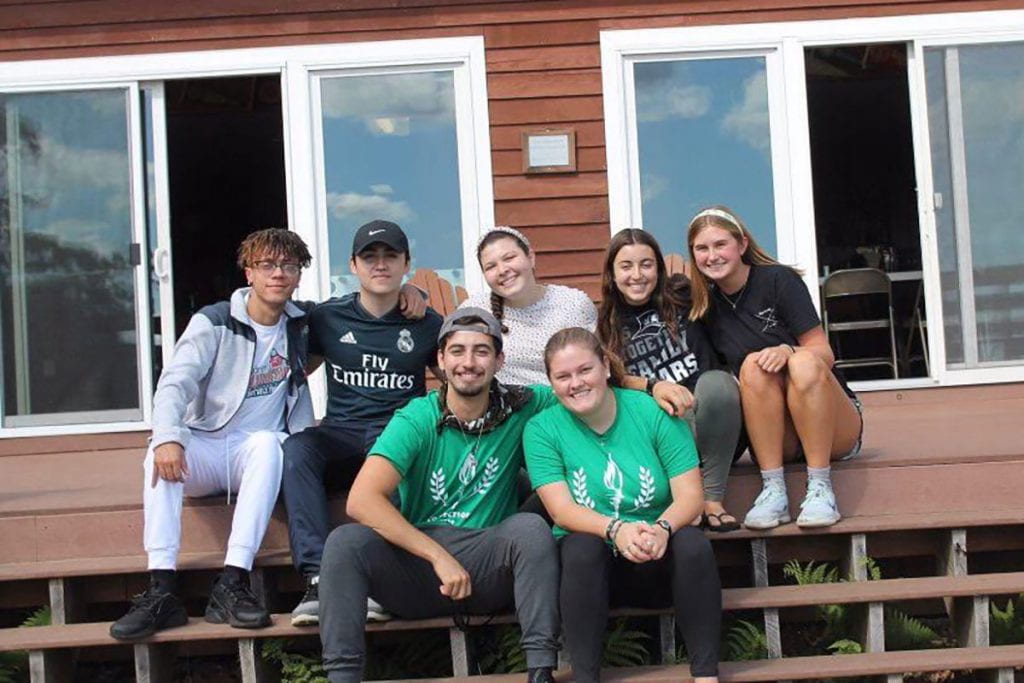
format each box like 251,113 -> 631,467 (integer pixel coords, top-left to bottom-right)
111,228 -> 315,641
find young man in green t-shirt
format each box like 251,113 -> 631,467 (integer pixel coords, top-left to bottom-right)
317,308 -> 559,683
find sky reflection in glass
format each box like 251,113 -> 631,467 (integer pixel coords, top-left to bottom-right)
319,71 -> 463,296
634,57 -> 777,258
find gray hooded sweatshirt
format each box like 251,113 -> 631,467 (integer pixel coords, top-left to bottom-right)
151,287 -> 314,449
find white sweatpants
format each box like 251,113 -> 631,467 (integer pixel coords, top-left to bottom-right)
144,430 -> 286,571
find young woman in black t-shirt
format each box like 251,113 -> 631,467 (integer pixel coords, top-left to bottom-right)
686,206 -> 863,530
597,229 -> 743,532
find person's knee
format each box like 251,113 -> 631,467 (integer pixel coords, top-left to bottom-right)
785,351 -> 829,394
670,526 -> 715,565
696,370 -> 740,411
323,523 -> 379,568
739,354 -> 774,392
559,532 -> 607,572
500,513 -> 556,556
282,430 -> 320,470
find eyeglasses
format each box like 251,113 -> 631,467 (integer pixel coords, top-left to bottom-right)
252,260 -> 301,276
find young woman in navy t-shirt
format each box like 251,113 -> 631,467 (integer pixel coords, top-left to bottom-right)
686,206 -> 863,529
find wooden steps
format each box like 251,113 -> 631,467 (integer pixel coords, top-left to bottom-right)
414,645 -> 1024,682
11,571 -> 1024,651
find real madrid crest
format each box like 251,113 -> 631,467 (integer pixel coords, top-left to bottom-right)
397,329 -> 415,353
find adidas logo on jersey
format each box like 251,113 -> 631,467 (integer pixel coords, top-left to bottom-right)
339,331 -> 358,344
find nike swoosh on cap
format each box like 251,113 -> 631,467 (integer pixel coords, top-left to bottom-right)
368,229 -> 386,236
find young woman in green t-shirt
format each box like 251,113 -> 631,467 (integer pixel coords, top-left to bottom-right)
523,327 -> 721,683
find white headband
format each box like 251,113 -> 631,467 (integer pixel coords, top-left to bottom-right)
690,208 -> 744,235
477,225 -> 531,251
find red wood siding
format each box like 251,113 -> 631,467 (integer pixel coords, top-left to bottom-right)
2,0 -> 1022,295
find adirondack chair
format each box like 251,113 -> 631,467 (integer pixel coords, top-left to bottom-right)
665,252 -> 691,279
408,268 -> 468,389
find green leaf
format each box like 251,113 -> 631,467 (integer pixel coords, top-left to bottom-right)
827,638 -> 863,655
725,620 -> 768,661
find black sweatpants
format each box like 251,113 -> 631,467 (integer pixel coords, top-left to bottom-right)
281,421 -> 385,577
559,527 -> 721,681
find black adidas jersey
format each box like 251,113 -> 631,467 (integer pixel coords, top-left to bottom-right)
309,293 -> 442,424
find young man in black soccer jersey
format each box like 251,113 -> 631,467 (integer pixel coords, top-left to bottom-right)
282,219 -> 443,626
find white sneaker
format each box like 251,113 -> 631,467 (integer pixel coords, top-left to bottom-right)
743,480 -> 791,529
796,479 -> 841,528
366,597 -> 392,622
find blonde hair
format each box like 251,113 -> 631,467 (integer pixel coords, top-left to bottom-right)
686,205 -> 798,320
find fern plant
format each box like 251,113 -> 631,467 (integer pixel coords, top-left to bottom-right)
884,608 -> 941,651
262,638 -> 327,683
601,618 -> 650,668
477,625 -> 527,674
724,619 -> 768,661
991,594 -> 1024,645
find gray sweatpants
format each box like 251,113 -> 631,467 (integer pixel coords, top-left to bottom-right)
686,370 -> 743,502
319,512 -> 560,682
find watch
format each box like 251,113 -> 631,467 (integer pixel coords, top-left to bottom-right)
655,519 -> 672,535
645,378 -> 657,396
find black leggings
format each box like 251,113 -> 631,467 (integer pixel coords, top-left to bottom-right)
559,527 -> 721,681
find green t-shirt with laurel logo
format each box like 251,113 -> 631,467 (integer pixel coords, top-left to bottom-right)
370,385 -> 557,529
523,387 -> 698,538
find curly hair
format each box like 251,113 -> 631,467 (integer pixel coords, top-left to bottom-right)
236,228 -> 312,271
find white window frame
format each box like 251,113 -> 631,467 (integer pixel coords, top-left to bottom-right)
0,36 -> 494,436
601,9 -> 1024,391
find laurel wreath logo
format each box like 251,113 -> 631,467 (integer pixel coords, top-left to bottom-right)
571,467 -> 596,509
631,466 -> 656,511
430,468 -> 448,504
473,457 -> 500,496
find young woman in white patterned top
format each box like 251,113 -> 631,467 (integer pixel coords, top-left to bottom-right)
461,226 -> 597,386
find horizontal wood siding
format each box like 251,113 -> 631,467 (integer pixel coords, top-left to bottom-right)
3,0 -> 1021,296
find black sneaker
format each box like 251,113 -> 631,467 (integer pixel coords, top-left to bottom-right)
290,575 -> 319,627
204,572 -> 271,629
109,586 -> 189,641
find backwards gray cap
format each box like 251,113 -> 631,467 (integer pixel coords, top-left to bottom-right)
438,307 -> 503,352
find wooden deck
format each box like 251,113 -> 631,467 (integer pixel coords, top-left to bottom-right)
2,383 -> 1024,682
2,384 -> 1023,555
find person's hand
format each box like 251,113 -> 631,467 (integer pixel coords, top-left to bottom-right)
151,442 -> 188,487
398,284 -> 427,320
754,344 -> 794,374
433,552 -> 472,600
637,524 -> 670,560
614,521 -> 655,563
652,381 -> 695,417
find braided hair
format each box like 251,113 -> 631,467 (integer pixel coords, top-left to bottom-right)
476,226 -> 533,334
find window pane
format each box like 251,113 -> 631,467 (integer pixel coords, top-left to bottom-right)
0,89 -> 140,423
926,43 -> 1024,366
634,57 -> 777,257
319,71 -> 463,295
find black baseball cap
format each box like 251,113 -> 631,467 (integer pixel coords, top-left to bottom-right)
438,307 -> 504,353
351,219 -> 410,257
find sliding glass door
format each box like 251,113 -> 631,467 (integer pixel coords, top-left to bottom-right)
1,88 -> 150,426
923,41 -> 1024,374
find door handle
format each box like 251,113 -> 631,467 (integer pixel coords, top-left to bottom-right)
153,246 -> 171,280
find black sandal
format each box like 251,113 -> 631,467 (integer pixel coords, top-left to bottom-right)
702,511 -> 741,533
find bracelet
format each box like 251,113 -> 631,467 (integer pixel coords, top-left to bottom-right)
605,518 -> 624,555
645,378 -> 656,396
782,343 -> 796,355
655,519 -> 673,536
605,518 -> 622,543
